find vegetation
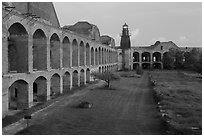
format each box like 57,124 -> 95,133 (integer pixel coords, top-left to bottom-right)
91,71 -> 120,88
136,66 -> 143,75
162,48 -> 202,73
150,71 -> 202,135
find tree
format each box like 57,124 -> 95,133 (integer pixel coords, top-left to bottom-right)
162,52 -> 175,69
91,71 -> 120,88
184,48 -> 202,73
174,50 -> 184,69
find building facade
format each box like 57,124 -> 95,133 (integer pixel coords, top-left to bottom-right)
117,23 -> 197,71
2,2 -> 118,118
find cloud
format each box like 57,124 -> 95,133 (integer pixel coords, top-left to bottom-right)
130,29 -> 140,40
114,34 -> 120,46
178,36 -> 189,43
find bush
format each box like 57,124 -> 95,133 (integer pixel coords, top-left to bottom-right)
91,71 -> 120,88
136,67 -> 143,75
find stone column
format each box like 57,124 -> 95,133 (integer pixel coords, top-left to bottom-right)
70,43 -> 72,67
28,34 -> 33,73
28,82 -> 33,108
47,37 -> 51,71
84,45 -> 86,66
46,78 -> 51,100
70,73 -> 73,89
60,41 -> 63,69
77,44 -> 80,67
60,75 -> 63,94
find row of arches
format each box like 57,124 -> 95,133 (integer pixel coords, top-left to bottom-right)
8,22 -> 117,73
8,68 -> 91,110
8,63 -> 117,111
133,62 -> 162,70
133,51 -> 164,62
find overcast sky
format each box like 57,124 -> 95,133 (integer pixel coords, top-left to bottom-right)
53,2 -> 202,47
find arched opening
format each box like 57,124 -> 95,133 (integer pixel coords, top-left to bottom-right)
33,29 -> 47,71
102,66 -> 104,72
99,47 -> 102,64
63,72 -> 71,93
86,68 -> 90,83
63,37 -> 71,68
80,69 -> 85,86
91,47 -> 94,65
95,48 -> 98,65
72,70 -> 79,88
162,52 -> 170,69
108,51 -> 111,63
8,23 -> 28,73
50,74 -> 60,98
102,48 -> 104,64
33,76 -> 47,103
153,63 -> 162,69
99,67 -> 101,73
142,63 -> 150,69
133,63 -> 140,70
86,43 -> 90,66
79,41 -> 85,66
133,52 -> 139,62
8,80 -> 28,110
142,52 -> 150,62
153,52 -> 161,62
72,39 -> 78,67
50,33 -> 60,69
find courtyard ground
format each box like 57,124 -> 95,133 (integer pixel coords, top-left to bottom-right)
13,71 -> 165,135
150,70 -> 202,134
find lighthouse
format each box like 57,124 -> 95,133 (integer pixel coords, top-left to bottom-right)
120,23 -> 131,70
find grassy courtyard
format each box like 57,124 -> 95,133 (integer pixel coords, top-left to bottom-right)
150,70 -> 202,135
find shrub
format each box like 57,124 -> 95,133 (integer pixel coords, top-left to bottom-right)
91,71 -> 120,88
136,67 -> 143,75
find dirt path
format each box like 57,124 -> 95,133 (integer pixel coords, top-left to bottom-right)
16,72 -> 165,135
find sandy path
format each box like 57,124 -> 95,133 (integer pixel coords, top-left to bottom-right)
16,72 -> 165,135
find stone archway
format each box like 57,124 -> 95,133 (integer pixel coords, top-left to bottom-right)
72,39 -> 78,67
8,23 -> 28,73
33,29 -> 47,71
72,70 -> 79,88
50,74 -> 60,98
50,33 -> 60,69
33,76 -> 47,102
80,69 -> 85,86
63,37 -> 71,68
86,68 -> 90,83
80,41 -> 85,66
63,72 -> 71,93
8,80 -> 28,110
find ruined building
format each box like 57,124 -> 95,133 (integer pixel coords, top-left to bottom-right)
117,23 -> 198,70
2,2 -> 118,118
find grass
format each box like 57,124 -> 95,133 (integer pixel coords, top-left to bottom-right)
150,70 -> 202,135
2,80 -> 98,128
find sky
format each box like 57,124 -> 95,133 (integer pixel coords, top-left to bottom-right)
53,2 -> 202,47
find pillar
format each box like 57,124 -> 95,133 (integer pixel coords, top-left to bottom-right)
47,37 -> 51,71
46,78 -> 51,100
28,34 -> 33,73
28,82 -> 33,108
60,75 -> 63,94
60,41 -> 63,69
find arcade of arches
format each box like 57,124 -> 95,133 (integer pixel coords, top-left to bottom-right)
132,51 -> 163,70
2,13 -> 118,117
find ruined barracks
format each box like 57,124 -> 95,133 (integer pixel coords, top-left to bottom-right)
2,2 -> 118,117
2,2 -> 198,118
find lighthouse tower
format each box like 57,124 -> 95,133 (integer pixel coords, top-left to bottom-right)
120,23 -> 131,70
